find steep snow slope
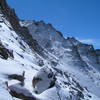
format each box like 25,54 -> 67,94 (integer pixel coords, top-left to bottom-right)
0,18 -> 95,100
0,0 -> 100,100
20,20 -> 100,98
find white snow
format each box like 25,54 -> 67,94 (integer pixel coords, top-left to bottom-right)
0,10 -> 100,100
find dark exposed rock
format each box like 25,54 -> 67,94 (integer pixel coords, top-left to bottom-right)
17,53 -> 24,59
53,67 -> 63,75
56,31 -> 63,37
0,0 -> 44,56
0,42 -> 14,59
0,0 -> 20,30
8,74 -> 24,81
32,77 -> 42,88
10,91 -> 36,100
77,90 -> 84,99
63,81 -> 71,86
51,61 -> 58,66
48,76 -> 56,88
66,37 -> 81,46
38,59 -> 44,67
77,43 -> 100,65
8,71 -> 25,86
9,84 -> 37,100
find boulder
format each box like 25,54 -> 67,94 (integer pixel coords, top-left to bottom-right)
32,67 -> 56,94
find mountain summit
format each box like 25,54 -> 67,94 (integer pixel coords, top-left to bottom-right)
0,0 -> 100,100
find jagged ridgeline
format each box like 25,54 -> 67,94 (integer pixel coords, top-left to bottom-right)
0,0 -> 44,55
0,0 -> 100,100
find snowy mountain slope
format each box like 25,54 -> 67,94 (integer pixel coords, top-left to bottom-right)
0,0 -> 100,100
0,17 -> 90,100
20,20 -> 100,98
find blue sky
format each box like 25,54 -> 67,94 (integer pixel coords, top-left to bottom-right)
7,0 -> 100,49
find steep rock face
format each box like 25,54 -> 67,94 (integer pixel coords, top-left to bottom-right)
20,20 -> 65,49
77,44 -> 100,70
0,0 -> 44,55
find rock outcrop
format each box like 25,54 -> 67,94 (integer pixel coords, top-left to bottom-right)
0,41 -> 13,59
0,0 -> 44,55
